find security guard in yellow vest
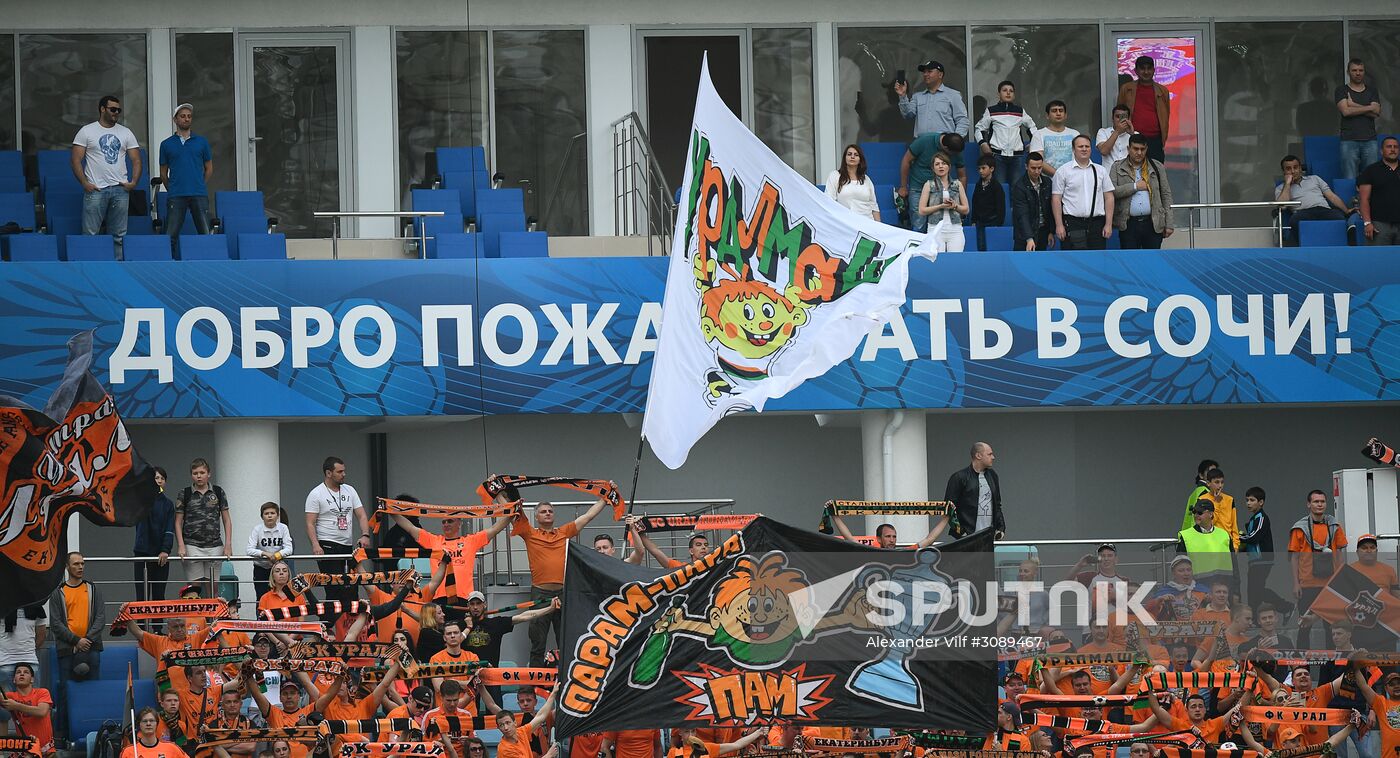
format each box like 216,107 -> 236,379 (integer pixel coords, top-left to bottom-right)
1177,499 -> 1233,583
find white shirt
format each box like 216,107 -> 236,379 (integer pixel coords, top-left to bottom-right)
305,482 -> 363,546
72,121 -> 139,188
1094,127 -> 1133,165
824,171 -> 880,220
0,616 -> 42,667
246,522 -> 294,567
1052,160 -> 1113,218
975,472 -> 993,532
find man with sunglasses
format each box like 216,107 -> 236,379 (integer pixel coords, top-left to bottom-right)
71,96 -> 141,257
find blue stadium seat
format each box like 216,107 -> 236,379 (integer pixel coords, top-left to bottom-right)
431,232 -> 480,259
421,213 -> 466,257
859,142 -> 906,187
5,234 -> 58,261
1107,229 -> 1121,249
223,216 -> 269,257
215,190 -> 267,220
983,226 -> 1014,251
237,233 -> 287,260
48,215 -> 82,257
0,176 -> 25,194
0,192 -> 36,229
122,235 -> 174,261
478,212 -> 527,258
874,184 -> 898,225
0,150 -> 22,178
961,226 -> 979,251
411,188 -> 463,213
64,235 -> 114,261
1303,136 -> 1341,181
498,231 -> 549,258
68,679 -> 155,741
37,149 -> 72,186
126,215 -> 155,236
99,645 -> 141,680
440,173 -> 479,217
1298,219 -> 1348,247
476,188 -> 525,217
45,191 -> 83,220
1331,177 -> 1357,205
178,235 -> 230,260
436,146 -> 487,175
128,147 -> 150,193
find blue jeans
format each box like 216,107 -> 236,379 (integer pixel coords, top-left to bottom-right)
54,649 -> 97,740
82,186 -> 129,247
1340,138 -> 1380,180
166,195 -> 211,236
994,154 -> 1022,185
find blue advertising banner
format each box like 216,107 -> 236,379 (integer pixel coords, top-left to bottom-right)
0,249 -> 1393,419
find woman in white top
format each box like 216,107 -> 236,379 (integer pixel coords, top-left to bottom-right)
824,144 -> 880,221
918,151 -> 970,252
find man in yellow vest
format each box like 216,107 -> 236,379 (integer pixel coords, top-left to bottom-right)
1177,500 -> 1233,591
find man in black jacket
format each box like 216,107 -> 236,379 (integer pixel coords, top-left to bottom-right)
1011,152 -> 1054,251
945,442 -> 1005,539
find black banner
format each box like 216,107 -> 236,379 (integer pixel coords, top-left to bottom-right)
0,331 -> 156,612
555,517 -> 995,736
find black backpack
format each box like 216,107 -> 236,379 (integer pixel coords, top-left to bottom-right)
93,721 -> 125,758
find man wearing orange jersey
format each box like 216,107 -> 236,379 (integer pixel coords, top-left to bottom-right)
508,487 -> 613,667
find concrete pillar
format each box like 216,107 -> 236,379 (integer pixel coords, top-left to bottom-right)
585,24 -> 635,236
351,26 -> 398,238
214,419 -> 280,616
812,22 -> 839,181
859,410 -> 930,544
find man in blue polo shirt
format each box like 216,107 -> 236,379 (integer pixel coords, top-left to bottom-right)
158,103 -> 213,235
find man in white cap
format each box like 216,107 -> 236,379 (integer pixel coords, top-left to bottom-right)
461,589 -> 558,705
158,102 -> 213,235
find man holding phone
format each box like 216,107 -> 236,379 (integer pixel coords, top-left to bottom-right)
896,60 -> 968,138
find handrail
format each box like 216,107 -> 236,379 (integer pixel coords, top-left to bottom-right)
1173,200 -> 1301,249
611,112 -> 677,255
311,210 -> 447,260
541,131 -> 586,235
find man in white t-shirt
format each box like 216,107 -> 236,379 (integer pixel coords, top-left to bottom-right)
1027,100 -> 1080,176
71,95 -> 141,255
304,456 -> 369,626
1095,105 -> 1136,166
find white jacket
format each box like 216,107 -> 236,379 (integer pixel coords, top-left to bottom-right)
246,523 -> 293,567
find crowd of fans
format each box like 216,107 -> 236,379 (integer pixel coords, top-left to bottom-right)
824,55 -> 1400,249
0,447 -> 1393,758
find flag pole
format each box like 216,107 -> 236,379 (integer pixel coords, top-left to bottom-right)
627,433 -> 646,515
128,662 -> 137,753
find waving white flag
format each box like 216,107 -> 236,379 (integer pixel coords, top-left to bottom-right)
643,58 -> 942,469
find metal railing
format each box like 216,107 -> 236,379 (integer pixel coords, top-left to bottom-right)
311,210 -> 446,259
1173,200 -> 1300,248
611,112 -> 677,256
541,131 -> 587,235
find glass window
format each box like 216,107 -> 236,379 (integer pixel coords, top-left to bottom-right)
1347,19 -> 1400,137
20,34 -> 148,152
753,28 -> 816,181
835,25 -> 968,150
395,30 -> 489,208
492,29 -> 589,236
968,25 -> 1101,151
174,33 -> 236,197
0,37 -> 14,151
1215,21 -> 1343,225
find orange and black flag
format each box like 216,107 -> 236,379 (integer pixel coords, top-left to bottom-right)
0,331 -> 156,613
1311,563 -> 1400,647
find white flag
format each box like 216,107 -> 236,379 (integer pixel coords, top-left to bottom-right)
643,58 -> 940,469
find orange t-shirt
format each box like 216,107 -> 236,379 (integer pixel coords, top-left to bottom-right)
121,741 -> 185,758
139,628 -> 211,672
608,729 -> 659,758
1372,694 -> 1400,757
666,743 -> 720,758
1286,683 -> 1335,745
323,696 -> 378,745
571,733 -> 608,758
369,585 -> 428,645
497,724 -> 536,758
167,675 -> 218,744
511,517 -> 581,586
267,704 -> 314,758
416,531 -> 492,599
1288,521 -> 1347,587
1070,641 -> 1123,695
801,726 -> 854,741
9,687 -> 53,755
258,588 -> 310,616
